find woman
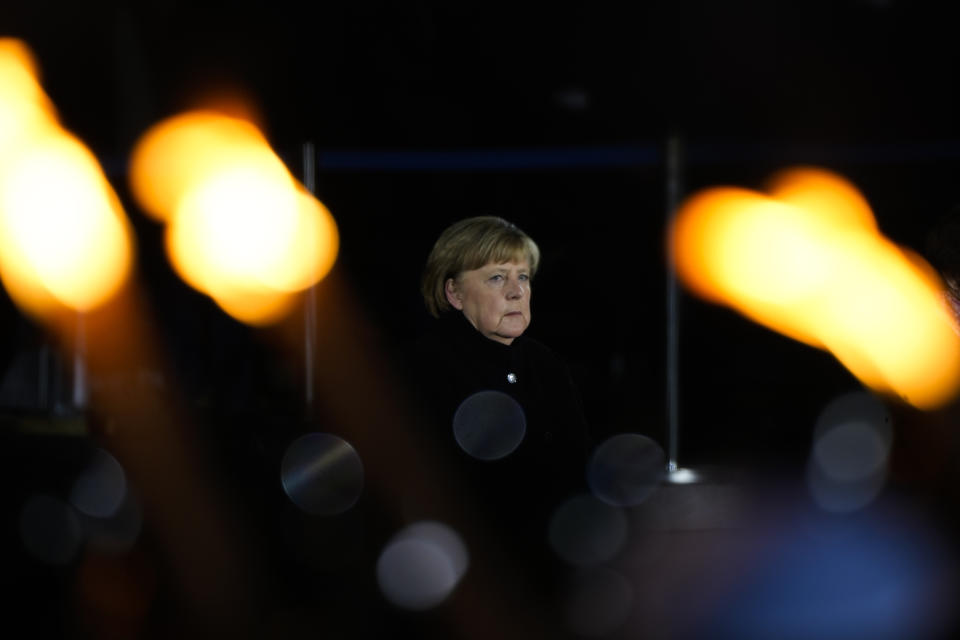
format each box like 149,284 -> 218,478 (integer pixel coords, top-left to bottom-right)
407,216 -> 591,604
415,215 -> 590,468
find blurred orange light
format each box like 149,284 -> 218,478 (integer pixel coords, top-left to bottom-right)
0,38 -> 59,147
0,40 -> 133,318
268,187 -> 339,293
211,285 -> 303,327
669,167 -> 960,410
172,164 -> 299,282
128,111 -> 281,223
129,110 -> 339,326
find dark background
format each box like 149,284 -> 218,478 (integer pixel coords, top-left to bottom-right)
3,0 -> 960,637
0,0 -> 954,445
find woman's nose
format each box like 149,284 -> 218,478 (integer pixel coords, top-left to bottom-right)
505,279 -> 525,299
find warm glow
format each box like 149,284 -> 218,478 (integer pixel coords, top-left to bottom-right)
128,111 -> 280,222
0,134 -> 133,312
272,187 -> 339,293
129,110 -> 339,325
669,167 -> 960,409
0,40 -> 133,317
212,284 -> 303,327
0,38 -> 59,147
172,164 -> 299,283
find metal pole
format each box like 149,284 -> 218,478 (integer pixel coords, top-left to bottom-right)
665,134 -> 683,472
73,313 -> 88,410
38,343 -> 49,410
302,142 -> 318,416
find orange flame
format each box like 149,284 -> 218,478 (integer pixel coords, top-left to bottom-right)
0,38 -> 59,145
0,39 -> 133,318
128,111 -> 339,326
669,167 -> 960,410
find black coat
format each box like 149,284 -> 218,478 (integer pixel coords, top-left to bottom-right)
404,312 -> 592,595
410,312 -> 590,478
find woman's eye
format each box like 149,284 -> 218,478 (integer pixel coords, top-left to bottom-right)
519,274 -> 529,281
489,274 -> 503,282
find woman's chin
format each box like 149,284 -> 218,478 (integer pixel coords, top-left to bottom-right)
497,318 -> 528,339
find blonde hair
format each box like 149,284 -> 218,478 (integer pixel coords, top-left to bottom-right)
421,216 -> 540,317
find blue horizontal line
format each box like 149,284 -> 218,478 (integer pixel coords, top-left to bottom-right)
99,142 -> 960,178
315,146 -> 662,170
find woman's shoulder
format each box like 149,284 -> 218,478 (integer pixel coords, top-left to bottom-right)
516,333 -> 569,367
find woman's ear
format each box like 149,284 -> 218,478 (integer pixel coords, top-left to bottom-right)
445,278 -> 464,310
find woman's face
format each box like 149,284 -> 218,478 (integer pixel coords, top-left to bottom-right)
445,259 -> 531,345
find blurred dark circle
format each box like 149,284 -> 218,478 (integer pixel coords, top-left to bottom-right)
20,494 -> 83,565
376,521 -> 468,611
70,447 -> 127,519
452,390 -> 526,460
814,390 -> 891,443
807,390 -> 893,513
587,433 -> 666,507
548,493 -> 628,567
807,462 -> 886,514
281,432 -> 364,515
813,421 -> 888,482
400,521 -> 469,578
